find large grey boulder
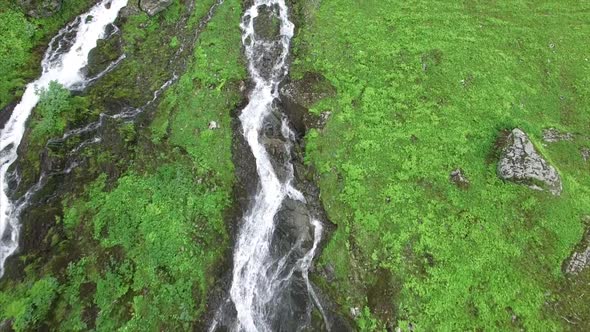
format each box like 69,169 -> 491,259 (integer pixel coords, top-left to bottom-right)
139,0 -> 173,16
497,128 -> 562,195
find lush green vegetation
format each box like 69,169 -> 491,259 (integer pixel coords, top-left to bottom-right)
0,0 -> 245,329
31,81 -> 90,142
292,0 -> 590,330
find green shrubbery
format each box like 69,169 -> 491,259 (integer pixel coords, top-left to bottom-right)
31,81 -> 89,142
0,277 -> 59,331
0,9 -> 35,108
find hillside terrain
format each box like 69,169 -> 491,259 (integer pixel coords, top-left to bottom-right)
0,0 -> 589,331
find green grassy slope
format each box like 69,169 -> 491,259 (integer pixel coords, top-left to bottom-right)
292,1 -> 590,330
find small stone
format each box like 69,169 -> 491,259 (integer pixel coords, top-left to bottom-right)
139,0 -> 173,16
323,263 -> 336,282
581,148 -> 590,162
318,111 -> 332,127
497,128 -> 562,195
350,307 -> 361,318
542,128 -> 573,143
208,121 -> 220,130
450,168 -> 470,189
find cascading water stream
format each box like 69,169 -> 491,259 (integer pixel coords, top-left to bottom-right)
226,1 -> 329,331
0,0 -> 129,277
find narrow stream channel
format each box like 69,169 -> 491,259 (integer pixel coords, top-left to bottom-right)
221,1 -> 329,331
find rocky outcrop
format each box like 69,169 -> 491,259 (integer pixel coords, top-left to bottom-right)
565,217 -> 590,275
83,25 -> 123,78
542,128 -> 574,143
450,168 -> 470,189
18,0 -> 61,18
279,72 -> 336,136
280,72 -> 335,110
0,102 -> 16,131
253,3 -> 281,40
497,128 -> 562,195
139,0 -> 173,16
566,246 -> 590,275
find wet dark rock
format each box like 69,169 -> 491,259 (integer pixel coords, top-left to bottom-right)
279,72 -> 336,137
83,28 -> 123,79
274,198 -> 314,255
253,4 -> 281,40
0,102 -> 17,131
281,72 -> 335,110
260,136 -> 290,180
497,128 -> 562,195
139,0 -> 173,16
581,148 -> 590,162
450,168 -> 469,189
542,128 -> 574,143
252,42 -> 284,81
18,0 -> 61,18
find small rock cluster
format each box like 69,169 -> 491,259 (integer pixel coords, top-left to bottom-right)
450,168 -> 470,189
542,128 -> 574,143
497,128 -> 562,195
566,246 -> 590,275
18,0 -> 61,18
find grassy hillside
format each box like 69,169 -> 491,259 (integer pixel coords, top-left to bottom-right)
292,0 -> 590,330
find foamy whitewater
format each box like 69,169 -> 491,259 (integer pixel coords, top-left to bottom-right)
227,1 -> 328,331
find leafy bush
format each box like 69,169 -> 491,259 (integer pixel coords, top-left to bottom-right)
0,9 -> 35,107
1,277 -> 59,331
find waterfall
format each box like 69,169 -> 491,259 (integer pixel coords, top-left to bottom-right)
227,1 -> 328,331
0,0 -> 129,278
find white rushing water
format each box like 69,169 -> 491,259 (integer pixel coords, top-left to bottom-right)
229,1 -> 327,331
0,0 -> 128,277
